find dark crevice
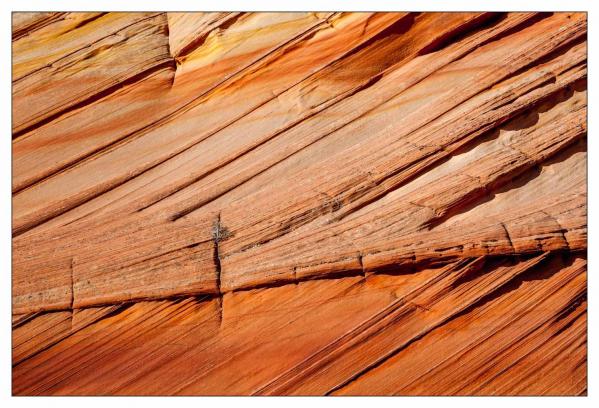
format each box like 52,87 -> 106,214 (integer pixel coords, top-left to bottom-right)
324,323 -> 431,395
212,213 -> 230,326
304,260 -> 483,395
232,268 -> 366,296
552,292 -> 586,331
540,209 -> 572,251
13,249 -> 584,320
346,13 -> 418,58
12,13 -> 165,85
12,58 -> 176,142
17,12 -> 488,236
501,223 -> 515,253
358,254 -> 365,277
328,26 -> 586,226
207,13 -> 537,236
333,68 -> 581,226
68,12 -> 108,32
12,311 -> 43,329
325,252 -> 573,395
448,252 -> 579,324
212,215 -> 225,296
469,13 -> 553,51
162,11 -> 176,81
146,73 -> 385,218
505,33 -> 587,87
456,286 -> 586,395
424,133 -> 585,233
417,12 -> 500,56
106,241 -> 206,272
12,12 -> 67,41
13,11 -> 555,238
10,14 -> 346,235
141,15 -> 439,218
174,13 -> 245,59
13,15 -> 341,218
69,258 -> 75,328
91,302 -> 135,324
12,301 -> 135,367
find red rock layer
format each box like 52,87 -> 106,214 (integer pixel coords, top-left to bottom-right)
12,12 -> 587,395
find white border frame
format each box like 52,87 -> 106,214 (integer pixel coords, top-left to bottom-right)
1,1 -> 594,406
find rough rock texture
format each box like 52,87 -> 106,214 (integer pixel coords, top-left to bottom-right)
12,12 -> 587,395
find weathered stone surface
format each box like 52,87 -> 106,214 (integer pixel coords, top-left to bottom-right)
12,12 -> 586,395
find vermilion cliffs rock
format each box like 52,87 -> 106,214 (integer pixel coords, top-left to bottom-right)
12,12 -> 587,395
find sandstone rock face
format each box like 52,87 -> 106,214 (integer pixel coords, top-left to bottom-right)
12,12 -> 587,395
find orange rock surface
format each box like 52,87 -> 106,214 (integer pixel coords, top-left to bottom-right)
12,12 -> 587,395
